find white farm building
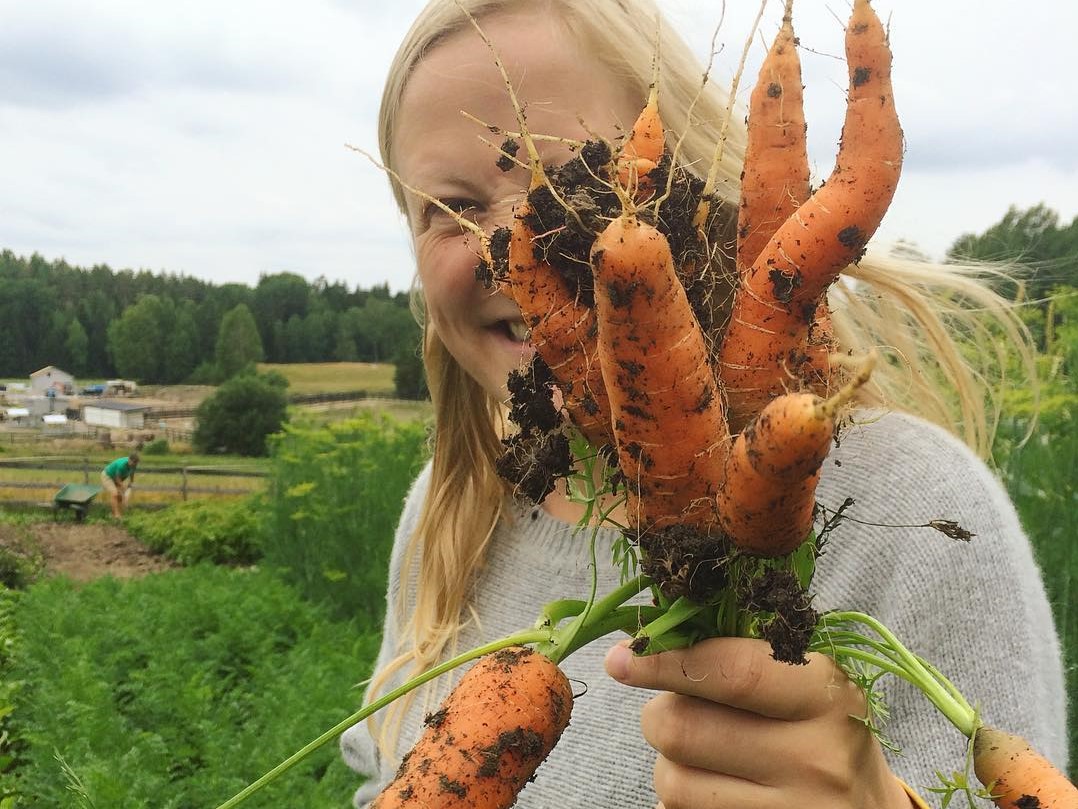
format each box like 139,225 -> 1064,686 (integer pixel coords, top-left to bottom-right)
82,400 -> 149,430
30,366 -> 74,395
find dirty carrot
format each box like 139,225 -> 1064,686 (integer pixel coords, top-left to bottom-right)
591,208 -> 727,530
735,0 -> 809,272
719,0 -> 902,428
370,646 -> 573,809
973,727 -> 1078,809
507,190 -> 613,447
717,354 -> 874,555
734,0 -> 835,395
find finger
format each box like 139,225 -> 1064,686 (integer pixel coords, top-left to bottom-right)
653,754 -> 773,809
640,692 -> 800,780
606,637 -> 862,720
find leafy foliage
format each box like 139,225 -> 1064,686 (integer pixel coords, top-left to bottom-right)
193,371 -> 289,457
1,568 -> 377,807
264,413 -> 428,621
124,497 -> 263,565
949,204 -> 1078,343
393,341 -> 428,400
215,303 -> 264,378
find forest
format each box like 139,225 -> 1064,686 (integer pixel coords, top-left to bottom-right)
0,251 -> 420,385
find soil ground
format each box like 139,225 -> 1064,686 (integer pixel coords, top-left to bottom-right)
0,521 -> 176,582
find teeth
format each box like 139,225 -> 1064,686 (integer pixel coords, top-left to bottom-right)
507,321 -> 530,342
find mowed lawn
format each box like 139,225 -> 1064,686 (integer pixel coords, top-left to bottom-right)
258,362 -> 396,395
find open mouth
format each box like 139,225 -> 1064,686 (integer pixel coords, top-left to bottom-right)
493,319 -> 530,344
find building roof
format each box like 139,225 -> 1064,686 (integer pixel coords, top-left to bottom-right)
84,400 -> 149,412
30,365 -> 73,378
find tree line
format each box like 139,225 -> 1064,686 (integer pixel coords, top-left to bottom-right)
1,203 -> 1073,393
0,251 -> 424,395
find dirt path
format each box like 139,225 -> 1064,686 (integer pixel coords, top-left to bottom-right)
0,521 -> 177,582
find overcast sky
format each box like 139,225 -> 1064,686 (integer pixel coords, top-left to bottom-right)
2,0 -> 1076,293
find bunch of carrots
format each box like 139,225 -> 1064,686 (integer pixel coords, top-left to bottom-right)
216,2 -> 1076,808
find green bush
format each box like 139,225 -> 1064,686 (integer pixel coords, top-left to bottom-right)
125,497 -> 262,566
264,412 -> 428,621
194,371 -> 288,457
3,567 -> 378,807
140,438 -> 170,456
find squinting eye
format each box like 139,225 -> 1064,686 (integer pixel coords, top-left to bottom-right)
427,198 -> 478,223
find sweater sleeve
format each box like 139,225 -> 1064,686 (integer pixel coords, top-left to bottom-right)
339,460 -> 433,807
813,412 -> 1068,800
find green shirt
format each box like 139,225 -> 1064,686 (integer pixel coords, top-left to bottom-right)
104,457 -> 135,482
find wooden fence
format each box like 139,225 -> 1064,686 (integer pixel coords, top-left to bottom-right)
0,457 -> 266,509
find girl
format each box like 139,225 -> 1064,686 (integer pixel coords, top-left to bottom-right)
340,1 -> 1067,806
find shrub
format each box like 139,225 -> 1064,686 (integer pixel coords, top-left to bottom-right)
393,342 -> 428,400
140,437 -> 170,456
125,497 -> 262,566
3,568 -> 378,807
264,412 -> 428,621
193,371 -> 288,457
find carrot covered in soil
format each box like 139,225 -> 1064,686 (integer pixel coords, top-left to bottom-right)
735,0 -> 810,271
972,727 -> 1078,809
370,647 -> 573,809
719,0 -> 902,429
734,0 -> 836,402
507,189 -> 613,447
591,209 -> 728,531
716,354 -> 874,555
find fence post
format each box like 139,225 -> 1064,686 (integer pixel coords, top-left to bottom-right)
182,467 -> 188,501
83,457 -> 89,484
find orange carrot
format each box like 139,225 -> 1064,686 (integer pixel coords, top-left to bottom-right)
507,191 -> 613,447
973,726 -> 1078,809
590,210 -> 727,531
716,391 -> 830,555
717,354 -> 873,555
719,0 -> 902,429
371,647 -> 573,809
617,81 -> 663,199
736,0 -> 810,272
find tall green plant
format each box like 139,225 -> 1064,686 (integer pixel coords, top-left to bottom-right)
3,569 -> 377,807
264,414 -> 428,621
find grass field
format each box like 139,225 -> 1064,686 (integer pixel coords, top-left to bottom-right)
258,362 -> 396,395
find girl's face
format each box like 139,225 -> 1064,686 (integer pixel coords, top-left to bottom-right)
393,10 -> 642,401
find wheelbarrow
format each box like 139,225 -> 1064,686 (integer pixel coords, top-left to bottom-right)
53,483 -> 103,522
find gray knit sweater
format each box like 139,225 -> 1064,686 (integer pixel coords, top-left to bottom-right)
340,411 -> 1068,807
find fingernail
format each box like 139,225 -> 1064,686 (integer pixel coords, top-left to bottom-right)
605,642 -> 632,682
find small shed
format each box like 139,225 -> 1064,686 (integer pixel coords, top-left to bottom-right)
82,400 -> 149,430
30,366 -> 75,396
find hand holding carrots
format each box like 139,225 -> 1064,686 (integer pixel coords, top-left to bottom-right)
605,638 -> 912,809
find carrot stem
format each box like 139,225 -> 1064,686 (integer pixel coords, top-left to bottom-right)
634,596 -> 706,654
817,611 -> 978,738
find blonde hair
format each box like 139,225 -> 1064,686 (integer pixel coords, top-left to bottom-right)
366,0 -> 1035,750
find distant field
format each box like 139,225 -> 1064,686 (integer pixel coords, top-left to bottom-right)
257,361 -> 396,394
